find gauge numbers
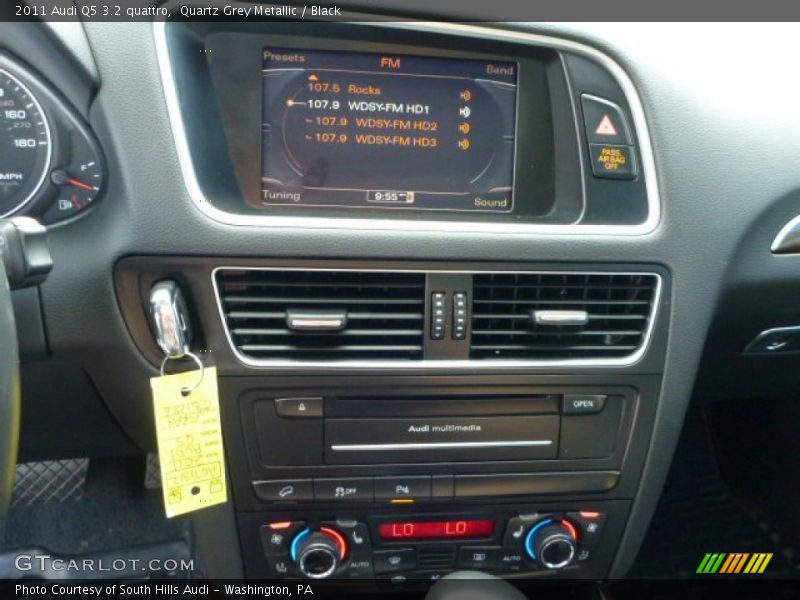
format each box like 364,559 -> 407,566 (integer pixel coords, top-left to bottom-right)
0,69 -> 51,217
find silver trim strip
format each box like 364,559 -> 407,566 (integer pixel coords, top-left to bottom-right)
533,309 -> 589,326
298,544 -> 338,579
743,325 -> 800,355
537,535 -> 576,569
211,266 -> 663,369
289,318 -> 344,329
153,20 -> 660,235
771,213 -> 800,253
331,440 -> 553,451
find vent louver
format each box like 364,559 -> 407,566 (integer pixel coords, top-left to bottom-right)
215,269 -> 426,361
470,272 -> 659,360
417,546 -> 456,569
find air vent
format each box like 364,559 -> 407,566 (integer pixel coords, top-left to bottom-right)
470,272 -> 659,360
215,268 -> 426,361
417,546 -> 456,569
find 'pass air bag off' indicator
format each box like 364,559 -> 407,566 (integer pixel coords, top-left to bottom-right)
588,144 -> 637,180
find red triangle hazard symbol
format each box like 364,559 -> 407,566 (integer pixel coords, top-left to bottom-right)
595,114 -> 618,136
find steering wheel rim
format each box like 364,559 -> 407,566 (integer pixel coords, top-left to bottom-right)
0,257 -> 20,541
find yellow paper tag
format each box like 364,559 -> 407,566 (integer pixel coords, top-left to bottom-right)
150,366 -> 227,518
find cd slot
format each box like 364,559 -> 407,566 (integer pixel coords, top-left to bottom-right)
327,395 -> 559,418
324,415 -> 560,464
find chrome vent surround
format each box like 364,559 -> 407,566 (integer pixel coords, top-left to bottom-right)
215,268 -> 426,361
470,273 -> 659,360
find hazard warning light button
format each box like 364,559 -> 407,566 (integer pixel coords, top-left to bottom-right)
581,94 -> 632,145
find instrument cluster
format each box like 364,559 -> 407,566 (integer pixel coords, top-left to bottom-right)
0,52 -> 104,224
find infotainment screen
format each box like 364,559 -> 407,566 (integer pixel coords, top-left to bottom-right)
261,48 -> 518,212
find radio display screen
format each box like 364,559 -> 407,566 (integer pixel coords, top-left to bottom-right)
378,520 -> 496,541
261,48 -> 518,212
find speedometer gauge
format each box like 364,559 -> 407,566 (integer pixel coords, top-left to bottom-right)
0,69 -> 51,217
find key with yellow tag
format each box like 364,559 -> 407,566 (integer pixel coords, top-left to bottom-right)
151,363 -> 227,518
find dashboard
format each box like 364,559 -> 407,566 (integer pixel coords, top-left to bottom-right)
3,14 -> 800,589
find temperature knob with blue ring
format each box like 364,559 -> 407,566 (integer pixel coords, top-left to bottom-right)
290,526 -> 348,579
524,519 -> 578,570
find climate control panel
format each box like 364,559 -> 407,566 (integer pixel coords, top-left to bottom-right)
258,511 -> 606,581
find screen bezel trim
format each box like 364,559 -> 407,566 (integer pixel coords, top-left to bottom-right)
154,19 -> 660,235
204,28 -> 562,222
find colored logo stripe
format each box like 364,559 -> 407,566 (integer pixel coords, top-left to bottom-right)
697,552 -> 773,574
720,553 -> 749,573
697,553 -> 726,573
696,553 -> 713,573
718,553 -> 736,573
744,553 -> 773,574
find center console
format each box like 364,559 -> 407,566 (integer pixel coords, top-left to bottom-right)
112,13 -> 669,586
116,257 -> 669,584
230,380 -> 642,582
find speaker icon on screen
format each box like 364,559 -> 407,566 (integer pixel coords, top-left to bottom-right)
458,139 -> 471,150
459,106 -> 471,118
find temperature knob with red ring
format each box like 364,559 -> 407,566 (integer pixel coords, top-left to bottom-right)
524,519 -> 578,570
290,526 -> 348,579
